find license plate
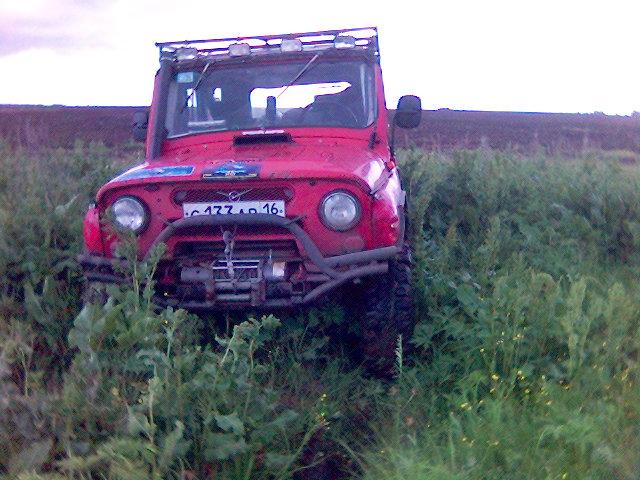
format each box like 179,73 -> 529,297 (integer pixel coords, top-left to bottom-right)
183,200 -> 285,218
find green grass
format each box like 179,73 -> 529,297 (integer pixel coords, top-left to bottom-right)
1,145 -> 639,479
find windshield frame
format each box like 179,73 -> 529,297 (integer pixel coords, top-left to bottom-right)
164,53 -> 378,139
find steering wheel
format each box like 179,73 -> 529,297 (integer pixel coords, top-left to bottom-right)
300,100 -> 360,126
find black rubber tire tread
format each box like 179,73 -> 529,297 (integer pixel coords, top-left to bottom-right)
360,245 -> 414,376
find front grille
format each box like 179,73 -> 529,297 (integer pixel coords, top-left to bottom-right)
175,239 -> 300,261
175,187 -> 293,204
175,225 -> 290,238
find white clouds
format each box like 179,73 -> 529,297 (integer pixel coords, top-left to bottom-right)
0,0 -> 638,113
0,0 -> 116,54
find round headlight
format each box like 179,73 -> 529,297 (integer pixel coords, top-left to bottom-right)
320,191 -> 360,231
111,196 -> 147,233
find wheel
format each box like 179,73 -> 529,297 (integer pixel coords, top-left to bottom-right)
359,246 -> 414,376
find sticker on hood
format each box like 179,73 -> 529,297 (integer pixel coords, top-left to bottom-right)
111,166 -> 195,182
202,162 -> 260,180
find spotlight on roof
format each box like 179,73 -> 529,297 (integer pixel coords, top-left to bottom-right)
175,47 -> 198,60
334,35 -> 356,49
281,38 -> 303,52
228,42 -> 251,56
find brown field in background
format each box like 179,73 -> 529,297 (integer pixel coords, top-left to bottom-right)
1,104 -> 638,155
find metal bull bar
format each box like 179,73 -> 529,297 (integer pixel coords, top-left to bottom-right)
151,214 -> 398,308
144,214 -> 398,278
81,214 -> 399,309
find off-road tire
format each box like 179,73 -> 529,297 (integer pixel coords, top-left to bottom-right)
359,245 -> 414,376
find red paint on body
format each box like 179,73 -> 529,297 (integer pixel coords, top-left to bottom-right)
81,28 -> 415,308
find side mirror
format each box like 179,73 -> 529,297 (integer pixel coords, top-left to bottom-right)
132,110 -> 149,142
394,95 -> 422,129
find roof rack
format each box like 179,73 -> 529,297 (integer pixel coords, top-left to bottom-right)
156,27 -> 378,61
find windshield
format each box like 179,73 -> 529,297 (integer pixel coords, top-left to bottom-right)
165,59 -> 376,137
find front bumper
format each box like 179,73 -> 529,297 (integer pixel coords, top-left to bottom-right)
79,213 -> 399,309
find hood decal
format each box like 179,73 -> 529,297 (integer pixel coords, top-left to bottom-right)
202,162 -> 260,180
112,165 -> 195,182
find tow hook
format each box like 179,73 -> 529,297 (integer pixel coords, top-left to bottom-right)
222,229 -> 235,280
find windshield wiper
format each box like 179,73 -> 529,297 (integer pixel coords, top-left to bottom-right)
276,53 -> 322,100
180,62 -> 213,113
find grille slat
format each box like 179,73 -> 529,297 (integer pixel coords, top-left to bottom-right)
175,225 -> 290,237
175,187 -> 293,204
175,239 -> 300,260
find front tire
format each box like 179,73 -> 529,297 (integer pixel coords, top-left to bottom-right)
359,247 -> 414,376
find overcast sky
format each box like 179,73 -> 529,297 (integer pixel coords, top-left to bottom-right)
0,0 -> 638,114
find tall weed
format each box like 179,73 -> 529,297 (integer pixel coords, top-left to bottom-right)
1,146 -> 640,478
360,150 -> 640,479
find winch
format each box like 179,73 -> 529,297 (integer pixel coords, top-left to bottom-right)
178,229 -> 267,304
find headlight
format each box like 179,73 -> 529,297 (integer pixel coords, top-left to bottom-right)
320,191 -> 360,231
111,196 -> 147,233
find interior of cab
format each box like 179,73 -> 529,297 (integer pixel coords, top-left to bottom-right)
165,58 -> 376,137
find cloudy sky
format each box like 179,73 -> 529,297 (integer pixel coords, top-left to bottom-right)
0,0 -> 638,114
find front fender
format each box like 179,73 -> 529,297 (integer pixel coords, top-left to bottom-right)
371,170 -> 404,248
83,205 -> 104,255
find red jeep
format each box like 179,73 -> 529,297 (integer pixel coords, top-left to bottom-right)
80,27 -> 422,367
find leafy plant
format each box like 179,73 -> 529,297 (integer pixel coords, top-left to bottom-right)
1,146 -> 640,479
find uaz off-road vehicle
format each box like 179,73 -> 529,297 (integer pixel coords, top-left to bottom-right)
80,27 -> 422,368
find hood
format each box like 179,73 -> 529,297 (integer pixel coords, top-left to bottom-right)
97,141 -> 389,202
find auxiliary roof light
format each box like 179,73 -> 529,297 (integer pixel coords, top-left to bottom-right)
280,38 -> 303,52
334,35 -> 356,49
229,42 -> 251,56
175,47 -> 198,61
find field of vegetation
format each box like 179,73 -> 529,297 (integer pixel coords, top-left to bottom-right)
1,142 -> 639,479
